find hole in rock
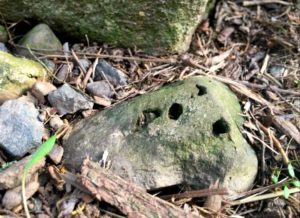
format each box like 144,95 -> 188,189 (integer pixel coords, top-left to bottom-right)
136,109 -> 161,128
212,118 -> 230,135
196,85 -> 207,96
168,103 -> 183,120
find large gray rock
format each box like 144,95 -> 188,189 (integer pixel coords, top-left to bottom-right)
17,24 -> 62,57
0,51 -> 47,104
86,81 -> 113,98
63,76 -> 258,192
48,84 -> 94,116
0,1 -> 215,54
0,98 -> 43,157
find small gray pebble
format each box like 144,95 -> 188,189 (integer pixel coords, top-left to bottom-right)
86,81 -> 113,98
95,60 -> 127,87
63,42 -> 70,53
0,42 -> 8,52
48,144 -> 64,164
48,84 -> 93,115
78,59 -> 91,71
42,59 -> 56,72
269,65 -> 286,78
55,63 -> 73,85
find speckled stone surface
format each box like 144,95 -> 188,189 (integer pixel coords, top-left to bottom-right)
63,76 -> 258,192
0,98 -> 43,157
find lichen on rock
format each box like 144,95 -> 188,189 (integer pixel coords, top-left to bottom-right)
0,0 -> 215,54
0,51 -> 47,103
63,76 -> 258,192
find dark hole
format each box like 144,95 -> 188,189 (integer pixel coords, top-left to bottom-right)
213,118 -> 230,135
168,103 -> 183,120
136,109 -> 161,128
196,85 -> 207,96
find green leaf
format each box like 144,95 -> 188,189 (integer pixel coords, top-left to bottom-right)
272,169 -> 281,184
24,135 -> 56,173
22,135 -> 56,218
283,185 -> 290,199
291,180 -> 300,188
272,174 -> 279,184
288,163 -> 295,178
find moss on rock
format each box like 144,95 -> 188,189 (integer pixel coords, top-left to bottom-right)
63,76 -> 258,192
0,51 -> 47,103
0,0 -> 214,54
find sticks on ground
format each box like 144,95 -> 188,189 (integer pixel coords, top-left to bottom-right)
80,159 -> 201,218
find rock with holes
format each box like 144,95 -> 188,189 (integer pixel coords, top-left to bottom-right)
63,76 -> 258,192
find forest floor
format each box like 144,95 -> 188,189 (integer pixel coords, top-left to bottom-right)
0,0 -> 300,217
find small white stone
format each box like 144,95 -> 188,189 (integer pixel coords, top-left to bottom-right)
49,115 -> 64,131
32,81 -> 57,96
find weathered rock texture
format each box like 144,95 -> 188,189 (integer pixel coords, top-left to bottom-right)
64,77 -> 257,192
17,23 -> 62,57
0,51 -> 47,103
0,0 -> 214,54
48,84 -> 94,115
0,98 -> 43,157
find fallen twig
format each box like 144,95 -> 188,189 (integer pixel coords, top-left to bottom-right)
71,50 -> 87,75
257,121 -> 290,166
240,81 -> 300,96
230,187 -> 300,205
9,42 -> 177,63
82,49 -> 101,88
160,187 -> 228,200
226,178 -> 289,201
243,0 -> 292,6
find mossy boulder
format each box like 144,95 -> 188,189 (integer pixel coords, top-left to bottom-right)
0,0 -> 214,54
63,76 -> 258,192
0,51 -> 47,103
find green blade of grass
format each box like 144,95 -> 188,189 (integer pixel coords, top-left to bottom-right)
291,180 -> 300,188
22,135 -> 56,218
283,185 -> 290,199
288,163 -> 295,178
24,135 -> 57,172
